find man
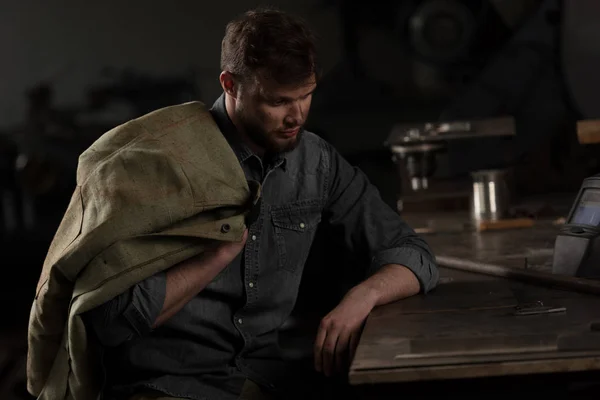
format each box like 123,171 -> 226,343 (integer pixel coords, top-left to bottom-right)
85,8 -> 438,400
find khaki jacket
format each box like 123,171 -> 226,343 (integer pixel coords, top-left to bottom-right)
26,101 -> 255,400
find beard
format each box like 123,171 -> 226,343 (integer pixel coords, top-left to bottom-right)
236,108 -> 303,155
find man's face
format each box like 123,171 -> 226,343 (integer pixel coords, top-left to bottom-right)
233,74 -> 316,155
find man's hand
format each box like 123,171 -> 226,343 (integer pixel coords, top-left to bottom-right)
313,264 -> 421,377
314,285 -> 377,377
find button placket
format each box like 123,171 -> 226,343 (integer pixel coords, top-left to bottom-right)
244,194 -> 263,304
235,200 -> 262,346
245,227 -> 259,299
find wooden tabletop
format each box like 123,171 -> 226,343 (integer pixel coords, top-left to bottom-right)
422,218 -> 560,272
349,218 -> 600,385
350,267 -> 600,385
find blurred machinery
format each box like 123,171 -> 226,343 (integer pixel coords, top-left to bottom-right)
550,113 -> 600,279
316,0 -> 541,101
386,116 -> 515,216
549,1 -> 600,279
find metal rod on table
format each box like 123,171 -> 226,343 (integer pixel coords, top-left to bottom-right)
437,255 -> 600,296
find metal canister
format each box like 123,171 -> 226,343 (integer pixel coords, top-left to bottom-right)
470,169 -> 511,222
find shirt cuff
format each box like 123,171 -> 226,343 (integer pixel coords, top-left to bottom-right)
367,246 -> 439,293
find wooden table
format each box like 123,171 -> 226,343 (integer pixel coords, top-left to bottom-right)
421,218 -> 560,273
349,220 -> 600,387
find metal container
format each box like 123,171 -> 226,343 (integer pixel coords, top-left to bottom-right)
470,169 -> 511,222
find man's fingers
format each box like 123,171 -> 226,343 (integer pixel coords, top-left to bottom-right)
348,331 -> 361,367
314,324 -> 327,373
335,330 -> 351,375
322,331 -> 338,377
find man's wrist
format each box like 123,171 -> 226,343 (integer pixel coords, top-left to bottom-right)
350,281 -> 380,309
356,263 -> 421,307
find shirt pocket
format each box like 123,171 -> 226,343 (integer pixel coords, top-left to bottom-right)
271,200 -> 322,273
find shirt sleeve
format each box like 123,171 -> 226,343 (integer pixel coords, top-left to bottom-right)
84,271 -> 167,347
322,141 -> 439,293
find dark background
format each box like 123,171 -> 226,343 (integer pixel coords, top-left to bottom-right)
2,0 -> 600,398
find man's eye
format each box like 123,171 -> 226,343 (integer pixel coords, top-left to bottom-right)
271,100 -> 286,106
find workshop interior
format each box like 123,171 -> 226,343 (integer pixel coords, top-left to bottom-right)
3,0 -> 600,398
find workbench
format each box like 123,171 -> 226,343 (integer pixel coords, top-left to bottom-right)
349,215 -> 600,396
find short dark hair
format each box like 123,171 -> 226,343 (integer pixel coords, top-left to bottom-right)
220,8 -> 319,85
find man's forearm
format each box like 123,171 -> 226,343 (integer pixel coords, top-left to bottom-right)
153,230 -> 247,328
355,264 -> 421,308
152,253 -> 229,328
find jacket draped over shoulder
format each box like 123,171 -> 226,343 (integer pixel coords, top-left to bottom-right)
26,101 -> 256,400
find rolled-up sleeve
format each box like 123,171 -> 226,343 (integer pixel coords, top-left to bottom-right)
322,141 -> 439,293
368,246 -> 438,293
84,271 -> 167,347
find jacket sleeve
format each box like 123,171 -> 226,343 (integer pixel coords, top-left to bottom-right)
322,141 -> 439,293
84,271 -> 166,347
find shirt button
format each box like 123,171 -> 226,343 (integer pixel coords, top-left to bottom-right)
251,235 -> 257,241
299,222 -> 305,229
237,318 -> 243,324
248,282 -> 254,288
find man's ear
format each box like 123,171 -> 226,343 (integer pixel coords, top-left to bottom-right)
219,71 -> 237,98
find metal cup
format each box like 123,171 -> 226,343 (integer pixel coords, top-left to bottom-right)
470,169 -> 511,222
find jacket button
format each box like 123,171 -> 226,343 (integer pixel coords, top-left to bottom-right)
221,223 -> 231,233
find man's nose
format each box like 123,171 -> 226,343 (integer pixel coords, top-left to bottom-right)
287,101 -> 304,124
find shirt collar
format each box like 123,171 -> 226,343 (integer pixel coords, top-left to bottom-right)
209,93 -> 287,171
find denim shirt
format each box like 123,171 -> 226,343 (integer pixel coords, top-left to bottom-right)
85,94 -> 439,400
